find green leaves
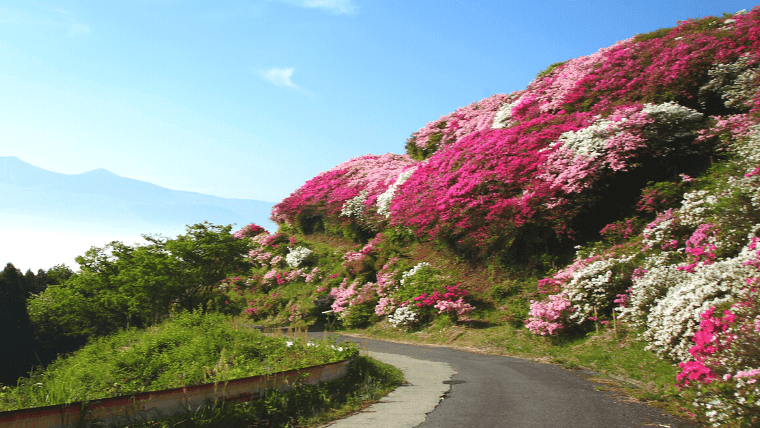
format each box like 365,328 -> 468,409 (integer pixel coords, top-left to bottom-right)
28,222 -> 253,341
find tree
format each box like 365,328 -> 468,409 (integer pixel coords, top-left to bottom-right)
27,222 -> 252,341
0,263 -> 35,384
162,222 -> 251,312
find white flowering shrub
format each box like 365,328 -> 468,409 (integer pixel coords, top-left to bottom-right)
564,250 -> 638,323
638,243 -> 755,360
491,97 -> 523,129
399,262 -> 431,286
285,246 -> 314,268
377,167 -> 417,218
679,190 -> 718,227
340,190 -> 367,218
699,53 -> 760,111
640,102 -> 704,151
388,305 -> 418,329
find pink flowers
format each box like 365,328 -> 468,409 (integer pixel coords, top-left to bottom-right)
676,306 -> 736,387
233,223 -> 267,239
407,94 -> 510,153
678,223 -> 718,272
411,285 -> 473,318
271,153 -> 417,227
525,294 -> 575,336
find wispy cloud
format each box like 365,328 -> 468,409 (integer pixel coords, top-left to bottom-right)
53,8 -> 90,36
267,0 -> 357,15
256,67 -> 313,94
69,23 -> 90,36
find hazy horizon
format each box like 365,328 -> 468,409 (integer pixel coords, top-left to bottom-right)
1,157 -> 275,272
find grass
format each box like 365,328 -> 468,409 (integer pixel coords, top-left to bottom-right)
125,355 -> 404,428
0,311 -> 356,411
0,309 -> 406,428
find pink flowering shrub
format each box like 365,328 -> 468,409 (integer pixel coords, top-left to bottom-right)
599,219 -> 643,243
328,278 -> 382,327
637,181 -> 686,214
405,93 -> 511,158
271,153 -> 417,236
676,306 -> 735,387
678,223 -> 719,273
675,288 -> 760,425
232,223 -> 267,239
525,294 -> 575,336
412,284 -> 474,321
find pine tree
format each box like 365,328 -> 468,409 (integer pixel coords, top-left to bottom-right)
0,263 -> 35,385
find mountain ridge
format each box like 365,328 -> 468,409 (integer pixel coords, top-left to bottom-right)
0,156 -> 276,231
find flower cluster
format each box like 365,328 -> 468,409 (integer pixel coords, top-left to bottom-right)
285,246 -> 313,268
232,223 -> 267,239
388,305 -> 418,329
407,93 -> 511,153
412,284 -> 474,319
525,294 -> 575,336
271,153 -> 417,230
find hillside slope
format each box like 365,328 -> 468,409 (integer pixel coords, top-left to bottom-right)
223,9 -> 760,427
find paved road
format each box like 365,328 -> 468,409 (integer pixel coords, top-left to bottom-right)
321,334 -> 702,428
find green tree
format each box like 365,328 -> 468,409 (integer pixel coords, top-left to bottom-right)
27,222 -> 252,341
162,222 -> 251,312
0,263 -> 35,384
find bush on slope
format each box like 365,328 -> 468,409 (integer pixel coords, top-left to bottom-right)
262,8 -> 760,426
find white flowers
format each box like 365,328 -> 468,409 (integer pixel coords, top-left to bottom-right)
388,305 -> 418,328
340,190 -> 367,218
285,246 -> 313,268
399,262 -> 430,287
699,54 -> 759,110
491,98 -> 522,129
554,116 -> 627,159
377,167 -> 417,218
564,253 -> 636,323
638,249 -> 752,360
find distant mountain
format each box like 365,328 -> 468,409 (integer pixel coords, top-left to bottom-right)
0,156 -> 276,233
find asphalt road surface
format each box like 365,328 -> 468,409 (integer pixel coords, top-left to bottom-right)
321,334 -> 702,428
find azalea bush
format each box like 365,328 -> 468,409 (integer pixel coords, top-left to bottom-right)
271,153 -> 417,240
325,254 -> 474,329
257,9 -> 760,425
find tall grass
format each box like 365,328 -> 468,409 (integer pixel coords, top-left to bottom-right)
0,311 -> 356,411
127,356 -> 404,428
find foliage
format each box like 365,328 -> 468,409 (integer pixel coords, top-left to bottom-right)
0,311 -> 356,410
28,222 -> 251,340
11,9 -> 760,425
0,263 -> 35,385
125,355 -> 403,428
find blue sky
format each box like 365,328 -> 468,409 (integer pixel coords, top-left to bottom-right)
0,0 -> 755,271
1,0 -> 753,203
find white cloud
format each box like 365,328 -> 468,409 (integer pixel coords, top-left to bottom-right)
261,67 -> 299,88
256,67 -> 313,94
267,0 -> 357,14
69,23 -> 90,36
301,0 -> 356,14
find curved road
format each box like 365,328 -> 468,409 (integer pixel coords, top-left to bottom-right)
321,335 -> 702,428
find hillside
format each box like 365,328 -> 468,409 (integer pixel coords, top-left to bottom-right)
235,8 -> 760,427
21,7 -> 760,427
